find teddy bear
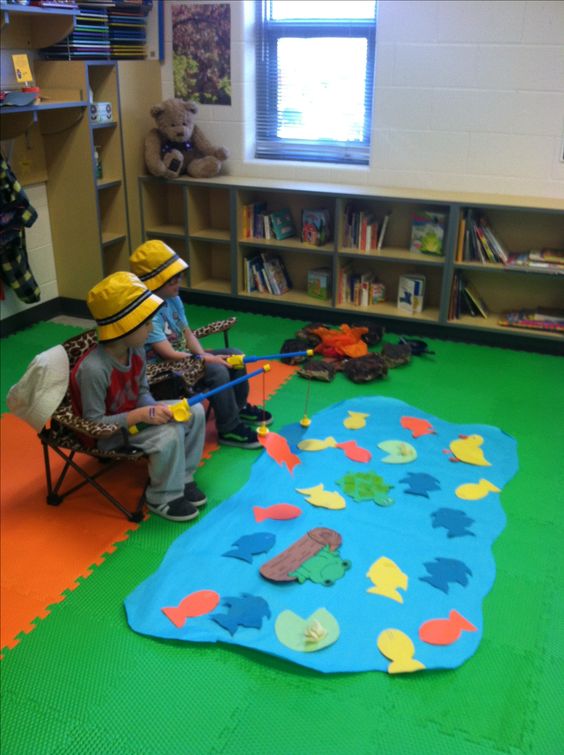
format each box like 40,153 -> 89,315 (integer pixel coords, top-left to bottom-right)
144,98 -> 229,180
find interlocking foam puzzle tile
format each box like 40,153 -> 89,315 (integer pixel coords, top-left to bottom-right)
125,397 -> 519,675
2,315 -> 562,754
1,347 -> 298,654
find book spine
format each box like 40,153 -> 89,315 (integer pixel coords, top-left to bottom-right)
377,213 -> 390,250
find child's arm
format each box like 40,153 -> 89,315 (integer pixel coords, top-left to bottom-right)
184,327 -> 229,366
150,338 -> 192,361
78,350 -> 171,430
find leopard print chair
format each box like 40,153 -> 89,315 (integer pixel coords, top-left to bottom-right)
40,317 -> 237,521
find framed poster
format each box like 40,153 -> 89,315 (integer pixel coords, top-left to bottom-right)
172,3 -> 231,105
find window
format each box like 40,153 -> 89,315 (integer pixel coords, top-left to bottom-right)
255,0 -> 377,165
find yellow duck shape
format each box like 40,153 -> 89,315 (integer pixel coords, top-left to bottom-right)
296,484 -> 346,510
366,557 -> 408,603
449,434 -> 491,466
456,478 -> 501,500
343,411 -> 370,430
377,629 -> 425,674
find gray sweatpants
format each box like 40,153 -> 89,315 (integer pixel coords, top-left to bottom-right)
127,402 -> 205,505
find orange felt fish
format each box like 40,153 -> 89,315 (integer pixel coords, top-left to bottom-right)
400,416 -> 436,439
253,504 -> 302,522
161,589 -> 220,629
259,431 -> 301,474
335,440 -> 372,463
418,610 -> 477,646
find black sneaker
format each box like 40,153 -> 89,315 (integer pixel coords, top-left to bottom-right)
239,403 -> 273,426
146,496 -> 199,522
218,422 -> 262,449
184,481 -> 207,507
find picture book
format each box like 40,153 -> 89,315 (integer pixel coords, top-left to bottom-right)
463,281 -> 489,319
410,212 -> 447,256
269,208 -> 297,241
307,267 -> 331,300
302,209 -> 332,246
397,275 -> 425,314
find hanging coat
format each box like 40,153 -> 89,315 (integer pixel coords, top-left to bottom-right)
0,153 -> 40,303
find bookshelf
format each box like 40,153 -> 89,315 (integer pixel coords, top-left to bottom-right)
138,175 -> 564,350
1,38 -> 160,301
0,2 -> 78,50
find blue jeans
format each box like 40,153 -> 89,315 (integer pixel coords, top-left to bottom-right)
198,349 -> 249,433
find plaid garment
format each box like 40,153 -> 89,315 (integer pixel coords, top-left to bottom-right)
0,153 -> 40,303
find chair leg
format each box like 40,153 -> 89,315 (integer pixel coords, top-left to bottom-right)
40,437 -> 145,522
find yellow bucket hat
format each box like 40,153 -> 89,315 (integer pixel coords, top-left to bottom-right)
130,240 -> 188,291
87,272 -> 164,342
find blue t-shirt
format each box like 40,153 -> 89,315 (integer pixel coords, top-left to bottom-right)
145,296 -> 190,362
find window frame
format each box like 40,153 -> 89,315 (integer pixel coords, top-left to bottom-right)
255,1 -> 377,165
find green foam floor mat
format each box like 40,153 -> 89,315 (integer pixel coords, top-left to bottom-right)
1,308 -> 563,754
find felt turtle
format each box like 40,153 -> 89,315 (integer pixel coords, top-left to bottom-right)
381,342 -> 412,368
288,545 -> 351,586
343,353 -> 388,383
279,338 -> 311,364
297,359 -> 336,382
338,471 -> 395,506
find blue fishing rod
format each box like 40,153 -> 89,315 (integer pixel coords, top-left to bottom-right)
130,364 -> 271,434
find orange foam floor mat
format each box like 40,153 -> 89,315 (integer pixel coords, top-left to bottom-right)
0,360 -> 297,652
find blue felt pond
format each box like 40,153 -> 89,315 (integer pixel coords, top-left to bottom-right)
125,398 -> 518,674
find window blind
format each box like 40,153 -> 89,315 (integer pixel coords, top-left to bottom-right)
255,1 -> 377,165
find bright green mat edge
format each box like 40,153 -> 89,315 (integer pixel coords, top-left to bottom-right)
1,306 -> 563,755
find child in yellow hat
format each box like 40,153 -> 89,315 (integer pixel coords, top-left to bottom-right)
130,240 -> 272,449
69,271 -> 207,522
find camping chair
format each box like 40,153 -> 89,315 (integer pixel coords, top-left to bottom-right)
39,316 -> 236,521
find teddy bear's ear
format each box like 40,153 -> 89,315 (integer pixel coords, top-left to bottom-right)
150,104 -> 165,118
183,101 -> 198,115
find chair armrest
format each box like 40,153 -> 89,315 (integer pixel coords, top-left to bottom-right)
193,316 -> 237,341
52,403 -> 120,437
146,356 -> 205,388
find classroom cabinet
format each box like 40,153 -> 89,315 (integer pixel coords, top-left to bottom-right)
138,175 -> 563,348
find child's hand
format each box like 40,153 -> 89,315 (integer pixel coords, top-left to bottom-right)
203,353 -> 230,366
145,404 -> 172,425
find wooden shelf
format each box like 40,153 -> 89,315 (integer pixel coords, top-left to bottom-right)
102,231 -> 127,248
138,175 -> 564,350
337,302 -> 441,322
0,2 -> 78,49
97,179 -> 122,191
239,290 -> 335,308
449,314 -> 561,340
240,237 -> 334,254
190,279 -> 231,295
339,246 -> 445,266
146,224 -> 185,238
189,229 -> 231,243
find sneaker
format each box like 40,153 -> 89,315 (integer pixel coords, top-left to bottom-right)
146,496 -> 199,522
239,403 -> 273,426
184,481 -> 207,507
218,422 -> 262,449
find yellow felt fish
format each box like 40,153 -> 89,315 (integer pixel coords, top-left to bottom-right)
343,411 -> 370,430
377,629 -> 426,674
296,484 -> 346,510
297,437 -> 338,452
447,434 -> 491,466
366,557 -> 408,603
456,478 -> 501,500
